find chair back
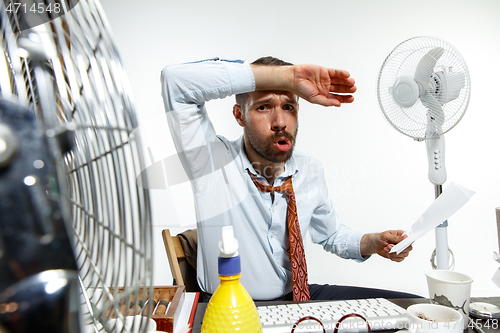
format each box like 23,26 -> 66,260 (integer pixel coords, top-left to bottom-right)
162,229 -> 202,294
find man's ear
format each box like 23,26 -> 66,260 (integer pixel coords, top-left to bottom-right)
233,104 -> 245,127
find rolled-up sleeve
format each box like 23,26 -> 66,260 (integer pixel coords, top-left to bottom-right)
161,58 -> 255,112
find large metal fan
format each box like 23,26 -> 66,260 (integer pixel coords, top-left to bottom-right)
377,36 -> 471,270
0,1 -> 153,332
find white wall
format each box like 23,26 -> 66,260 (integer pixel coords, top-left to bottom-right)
100,0 -> 500,297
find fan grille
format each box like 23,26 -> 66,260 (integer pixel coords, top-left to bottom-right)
377,36 -> 470,140
1,0 -> 153,331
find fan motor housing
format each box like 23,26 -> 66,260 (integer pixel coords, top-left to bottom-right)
391,76 -> 419,108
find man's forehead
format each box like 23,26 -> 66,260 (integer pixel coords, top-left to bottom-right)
247,90 -> 298,105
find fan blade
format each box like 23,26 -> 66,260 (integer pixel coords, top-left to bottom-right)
436,71 -> 466,105
421,91 -> 444,137
414,47 -> 445,83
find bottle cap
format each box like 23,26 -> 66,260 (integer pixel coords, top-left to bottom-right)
218,256 -> 241,276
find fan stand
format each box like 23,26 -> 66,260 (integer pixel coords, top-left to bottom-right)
434,185 -> 449,269
426,130 -> 454,270
432,185 -> 455,270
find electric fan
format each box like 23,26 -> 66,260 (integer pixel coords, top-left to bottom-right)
0,0 -> 153,332
377,36 -> 471,270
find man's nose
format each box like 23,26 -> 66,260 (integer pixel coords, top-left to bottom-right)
271,108 -> 286,131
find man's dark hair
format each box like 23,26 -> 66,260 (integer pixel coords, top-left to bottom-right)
235,56 -> 293,112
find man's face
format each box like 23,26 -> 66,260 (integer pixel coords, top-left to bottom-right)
234,90 -> 299,164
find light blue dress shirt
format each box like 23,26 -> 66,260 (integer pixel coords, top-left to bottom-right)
160,58 -> 367,300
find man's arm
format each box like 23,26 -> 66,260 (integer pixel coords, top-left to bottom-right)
250,64 -> 357,107
161,58 -> 254,113
161,59 -> 356,112
160,58 -> 255,190
360,231 -> 413,262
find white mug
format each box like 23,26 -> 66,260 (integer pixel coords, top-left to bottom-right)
407,304 -> 463,333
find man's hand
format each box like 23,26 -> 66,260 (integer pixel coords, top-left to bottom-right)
291,64 -> 356,107
251,63 -> 356,107
360,230 -> 413,262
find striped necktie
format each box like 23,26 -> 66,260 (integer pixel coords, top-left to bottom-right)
248,171 -> 311,301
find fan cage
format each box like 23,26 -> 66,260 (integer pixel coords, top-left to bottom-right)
0,0 -> 153,331
377,36 -> 471,140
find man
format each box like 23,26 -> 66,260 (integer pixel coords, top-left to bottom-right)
161,56 -> 416,301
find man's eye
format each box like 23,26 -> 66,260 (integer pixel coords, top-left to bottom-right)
283,105 -> 295,111
257,105 -> 268,111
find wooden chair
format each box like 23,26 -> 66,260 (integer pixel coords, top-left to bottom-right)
162,229 -> 202,295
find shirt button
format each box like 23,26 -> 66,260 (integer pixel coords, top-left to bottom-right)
270,234 -> 274,238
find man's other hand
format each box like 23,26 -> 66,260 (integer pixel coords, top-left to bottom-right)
360,230 -> 413,262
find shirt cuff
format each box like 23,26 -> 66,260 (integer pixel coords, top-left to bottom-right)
351,231 -> 371,263
221,59 -> 255,95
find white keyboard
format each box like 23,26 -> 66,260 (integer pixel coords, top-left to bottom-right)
258,298 -> 408,332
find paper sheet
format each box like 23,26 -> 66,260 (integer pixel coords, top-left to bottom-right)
390,182 -> 475,254
493,253 -> 500,288
493,269 -> 500,289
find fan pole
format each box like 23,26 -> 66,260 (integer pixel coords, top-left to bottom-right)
434,185 -> 450,270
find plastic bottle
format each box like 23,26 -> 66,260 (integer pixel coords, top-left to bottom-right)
201,225 -> 262,332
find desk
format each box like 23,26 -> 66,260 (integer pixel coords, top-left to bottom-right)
191,297 -> 500,332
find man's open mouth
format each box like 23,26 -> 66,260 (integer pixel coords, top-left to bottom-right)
274,137 -> 291,151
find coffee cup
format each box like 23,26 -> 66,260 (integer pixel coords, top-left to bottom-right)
407,303 -> 463,333
425,270 -> 472,329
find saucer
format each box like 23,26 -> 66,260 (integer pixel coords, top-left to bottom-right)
470,302 -> 500,319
